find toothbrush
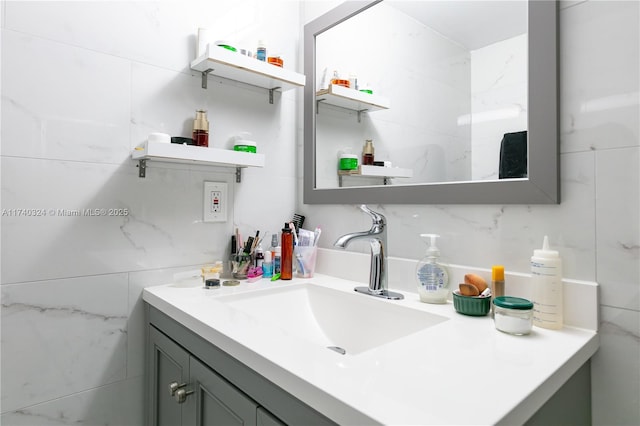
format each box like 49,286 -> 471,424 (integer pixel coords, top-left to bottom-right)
289,223 -> 299,246
313,226 -> 322,247
290,223 -> 306,275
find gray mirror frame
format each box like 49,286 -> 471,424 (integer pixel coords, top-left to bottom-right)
303,0 -> 559,205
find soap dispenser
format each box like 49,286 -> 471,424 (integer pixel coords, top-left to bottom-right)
416,234 -> 450,304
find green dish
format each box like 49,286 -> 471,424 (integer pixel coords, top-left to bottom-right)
452,291 -> 491,316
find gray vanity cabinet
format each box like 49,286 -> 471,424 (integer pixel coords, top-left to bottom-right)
146,304 -> 336,426
149,325 -> 280,426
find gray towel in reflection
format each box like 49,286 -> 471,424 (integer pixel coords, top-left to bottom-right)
499,131 -> 527,179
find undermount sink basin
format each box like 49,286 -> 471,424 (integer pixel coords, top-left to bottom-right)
218,283 -> 447,355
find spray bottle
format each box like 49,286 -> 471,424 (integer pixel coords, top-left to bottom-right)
416,234 -> 450,303
531,236 -> 563,329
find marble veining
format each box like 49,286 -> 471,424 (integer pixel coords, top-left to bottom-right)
1,301 -> 128,325
1,274 -> 129,412
118,212 -> 175,254
0,376 -> 145,425
600,319 -> 640,343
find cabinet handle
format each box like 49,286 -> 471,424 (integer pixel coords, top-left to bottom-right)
174,388 -> 194,404
168,381 -> 186,396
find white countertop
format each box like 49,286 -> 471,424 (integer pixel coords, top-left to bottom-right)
143,272 -> 599,425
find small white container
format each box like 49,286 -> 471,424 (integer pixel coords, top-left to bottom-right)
493,296 -> 534,335
148,132 -> 171,144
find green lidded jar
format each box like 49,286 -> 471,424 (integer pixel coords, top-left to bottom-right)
234,140 -> 257,153
493,296 -> 534,335
339,154 -> 358,170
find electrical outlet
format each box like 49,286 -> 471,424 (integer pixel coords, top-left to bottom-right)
203,182 -> 227,222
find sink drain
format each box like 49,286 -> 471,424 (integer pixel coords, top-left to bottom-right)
327,346 -> 346,355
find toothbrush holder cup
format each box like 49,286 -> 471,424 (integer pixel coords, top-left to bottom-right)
295,246 -> 318,278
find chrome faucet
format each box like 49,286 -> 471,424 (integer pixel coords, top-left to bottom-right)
334,205 -> 403,300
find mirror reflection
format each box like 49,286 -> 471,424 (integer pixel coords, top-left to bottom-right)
314,0 -> 528,189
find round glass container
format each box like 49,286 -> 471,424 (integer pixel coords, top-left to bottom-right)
493,296 -> 534,335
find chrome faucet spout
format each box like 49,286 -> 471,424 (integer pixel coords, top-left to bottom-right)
334,230 -> 376,248
333,205 -> 403,300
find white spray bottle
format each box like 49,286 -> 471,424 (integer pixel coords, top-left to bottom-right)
531,236 -> 563,329
416,234 -> 450,303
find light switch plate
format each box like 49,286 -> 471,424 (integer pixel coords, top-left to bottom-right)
203,181 -> 227,222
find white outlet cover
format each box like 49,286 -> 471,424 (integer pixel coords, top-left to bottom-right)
203,181 -> 227,222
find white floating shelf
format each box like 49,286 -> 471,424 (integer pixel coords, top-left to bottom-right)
191,44 -> 306,97
316,84 -> 390,112
338,165 -> 413,186
339,165 -> 412,178
132,141 -> 264,181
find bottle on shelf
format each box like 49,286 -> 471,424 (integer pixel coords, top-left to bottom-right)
193,110 -> 209,147
362,139 -> 375,165
257,40 -> 267,62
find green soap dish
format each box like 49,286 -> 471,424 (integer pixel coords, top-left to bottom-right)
452,290 -> 491,316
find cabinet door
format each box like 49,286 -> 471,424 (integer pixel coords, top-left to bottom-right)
257,407 -> 286,426
184,357 -> 259,426
149,326 -> 190,426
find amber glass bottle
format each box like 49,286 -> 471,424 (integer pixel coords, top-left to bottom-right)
193,110 -> 209,147
362,139 -> 375,165
281,223 -> 293,280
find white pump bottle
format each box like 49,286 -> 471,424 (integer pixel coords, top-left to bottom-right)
531,236 -> 563,329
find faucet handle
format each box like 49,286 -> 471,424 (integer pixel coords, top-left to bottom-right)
360,204 -> 386,225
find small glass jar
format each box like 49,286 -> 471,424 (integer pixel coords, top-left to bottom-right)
339,154 -> 358,171
493,296 -> 534,335
230,252 -> 251,279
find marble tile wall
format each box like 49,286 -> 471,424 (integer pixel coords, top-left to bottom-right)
300,1 -> 639,425
1,0 -> 301,423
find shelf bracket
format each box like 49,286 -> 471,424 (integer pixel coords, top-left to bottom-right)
357,109 -> 369,123
201,68 -> 214,89
316,98 -> 326,114
268,87 -> 281,104
138,159 -> 147,178
235,167 -> 242,183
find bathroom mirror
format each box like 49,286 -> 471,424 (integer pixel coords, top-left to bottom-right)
303,0 -> 558,204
